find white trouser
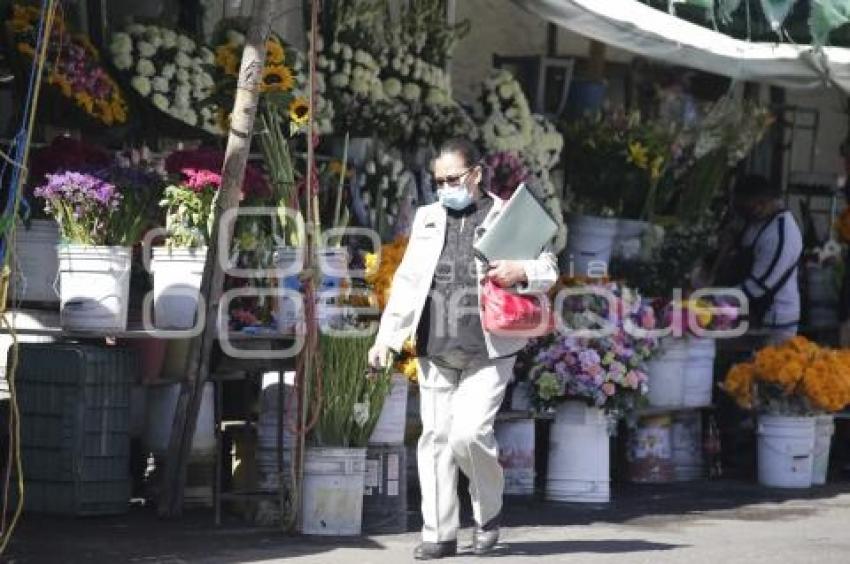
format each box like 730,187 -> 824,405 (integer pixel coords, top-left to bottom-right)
416,354 -> 514,543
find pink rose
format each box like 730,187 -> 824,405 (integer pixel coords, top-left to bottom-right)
602,382 -> 616,396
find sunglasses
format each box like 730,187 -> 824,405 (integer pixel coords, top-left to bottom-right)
434,166 -> 475,187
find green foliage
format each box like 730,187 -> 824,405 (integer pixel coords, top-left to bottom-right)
160,184 -> 216,248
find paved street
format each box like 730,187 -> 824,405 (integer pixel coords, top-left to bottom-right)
5,481 -> 850,563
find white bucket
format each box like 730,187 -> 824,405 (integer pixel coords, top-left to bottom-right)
812,415 -> 835,486
11,219 -> 60,304
563,214 -> 618,278
628,415 -> 674,483
151,246 -> 207,330
144,381 -> 215,456
757,415 -> 815,488
496,419 -> 535,496
546,401 -> 610,503
671,412 -> 703,481
369,374 -> 409,445
276,247 -> 348,332
683,338 -> 716,408
614,219 -> 650,260
57,245 -> 131,332
0,310 -> 58,399
301,447 -> 367,536
646,339 -> 689,408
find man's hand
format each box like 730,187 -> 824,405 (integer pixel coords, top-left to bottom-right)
367,343 -> 391,370
486,260 -> 528,287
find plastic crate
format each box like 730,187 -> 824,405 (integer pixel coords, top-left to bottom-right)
13,343 -> 136,514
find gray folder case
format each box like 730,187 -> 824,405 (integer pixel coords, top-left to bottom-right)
474,183 -> 558,262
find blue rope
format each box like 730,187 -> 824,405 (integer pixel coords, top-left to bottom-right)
0,0 -> 53,264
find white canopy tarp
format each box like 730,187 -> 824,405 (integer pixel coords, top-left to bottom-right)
517,0 -> 850,93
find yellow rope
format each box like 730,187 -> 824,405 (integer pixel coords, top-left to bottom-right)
0,0 -> 59,555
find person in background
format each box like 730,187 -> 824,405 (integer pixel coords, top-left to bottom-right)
720,174 -> 803,345
367,138 -> 558,560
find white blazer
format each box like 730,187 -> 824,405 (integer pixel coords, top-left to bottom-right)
375,194 -> 559,358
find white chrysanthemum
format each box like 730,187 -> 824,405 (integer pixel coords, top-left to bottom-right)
342,45 -> 353,60
136,59 -> 156,77
152,77 -> 169,92
330,73 -> 349,88
351,78 -> 370,96
225,30 -> 245,47
113,54 -> 132,71
383,78 -> 402,98
152,93 -> 169,111
145,25 -> 161,37
391,58 -> 401,71
317,55 -> 329,68
181,108 -> 198,126
425,88 -> 445,106
330,42 -> 341,54
199,47 -> 215,65
131,76 -> 152,97
109,33 -> 132,55
176,68 -> 190,83
176,35 -> 196,52
161,64 -> 176,80
175,93 -> 191,109
137,41 -> 156,59
161,29 -> 177,44
175,52 -> 192,68
402,83 -> 421,102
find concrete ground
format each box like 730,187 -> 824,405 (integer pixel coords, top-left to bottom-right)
5,481 -> 850,564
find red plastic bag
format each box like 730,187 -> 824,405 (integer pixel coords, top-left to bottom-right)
480,279 -> 555,337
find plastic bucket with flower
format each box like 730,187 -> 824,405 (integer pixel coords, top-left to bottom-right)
57,244 -> 132,332
151,246 -> 207,329
757,415 -> 816,488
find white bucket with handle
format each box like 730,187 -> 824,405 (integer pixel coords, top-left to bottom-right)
301,447 -> 367,536
151,246 -> 207,330
57,245 -> 131,332
546,401 -> 610,503
683,338 -> 716,407
563,214 -> 618,278
757,415 -> 815,488
646,339 -> 689,408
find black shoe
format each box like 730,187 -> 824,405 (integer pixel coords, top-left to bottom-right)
413,540 -> 457,560
472,515 -> 501,555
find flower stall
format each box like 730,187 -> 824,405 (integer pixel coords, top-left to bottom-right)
3,0 -> 850,547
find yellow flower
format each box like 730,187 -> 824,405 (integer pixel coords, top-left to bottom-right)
16,42 -> 35,57
111,99 -> 127,124
74,91 -> 94,114
215,45 -> 239,77
260,65 -> 294,93
650,155 -> 665,181
266,39 -> 285,64
627,141 -> 649,169
288,97 -> 309,126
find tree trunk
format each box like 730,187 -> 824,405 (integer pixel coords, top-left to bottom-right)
158,0 -> 275,518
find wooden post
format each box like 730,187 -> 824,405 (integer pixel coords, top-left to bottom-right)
158,0 -> 275,518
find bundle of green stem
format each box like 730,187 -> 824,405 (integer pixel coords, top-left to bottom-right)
259,104 -> 302,246
308,334 -> 392,447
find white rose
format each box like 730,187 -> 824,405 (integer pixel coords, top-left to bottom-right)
200,47 -> 215,65
402,83 -> 421,102
152,77 -> 169,92
152,93 -> 169,111
136,59 -> 156,77
225,30 -> 246,47
176,69 -> 190,83
330,73 -> 349,88
176,35 -> 196,52
113,54 -> 132,71
131,76 -> 152,97
137,41 -> 156,58
383,78 -> 402,98
175,52 -> 192,68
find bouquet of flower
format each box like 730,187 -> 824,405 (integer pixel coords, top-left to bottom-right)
34,165 -> 162,246
164,148 -> 269,199
352,151 -> 409,240
527,280 -> 659,415
477,70 -> 533,154
485,151 -> 529,200
723,337 -> 850,415
9,4 -> 129,127
160,170 -> 218,248
364,236 -> 409,312
661,295 -> 740,336
109,24 -> 220,134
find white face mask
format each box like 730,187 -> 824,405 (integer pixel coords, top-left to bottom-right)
437,184 -> 474,210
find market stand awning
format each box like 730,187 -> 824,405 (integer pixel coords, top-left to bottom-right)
516,0 -> 850,93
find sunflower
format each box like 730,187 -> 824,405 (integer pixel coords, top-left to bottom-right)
261,65 -> 294,93
215,45 -> 239,77
289,97 -> 309,126
265,39 -> 285,65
